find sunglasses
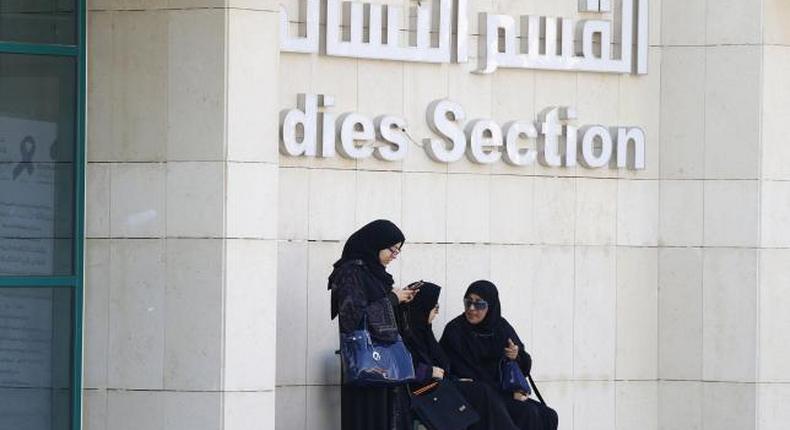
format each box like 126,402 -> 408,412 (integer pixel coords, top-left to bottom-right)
463,298 -> 489,311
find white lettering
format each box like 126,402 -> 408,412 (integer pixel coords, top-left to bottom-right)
616,127 -> 646,169
503,121 -> 538,166
279,0 -> 320,53
579,126 -> 613,168
374,116 -> 409,161
279,0 -> 649,76
318,95 -> 336,157
561,107 -> 578,167
279,94 -> 647,170
465,119 -> 503,164
425,100 -> 467,163
325,0 -> 453,63
538,108 -> 563,167
337,113 -> 375,159
280,93 -> 318,157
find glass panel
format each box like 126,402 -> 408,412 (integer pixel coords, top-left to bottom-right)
0,0 -> 76,45
0,287 -> 73,430
0,54 -> 75,276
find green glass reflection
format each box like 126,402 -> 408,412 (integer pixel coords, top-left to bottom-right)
0,53 -> 76,276
0,0 -> 76,45
0,287 -> 73,430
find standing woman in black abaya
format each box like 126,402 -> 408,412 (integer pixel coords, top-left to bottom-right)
328,220 -> 417,430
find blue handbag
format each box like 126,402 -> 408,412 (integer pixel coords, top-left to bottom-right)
340,315 -> 415,386
500,360 -> 532,395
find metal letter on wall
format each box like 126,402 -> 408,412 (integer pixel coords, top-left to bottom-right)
325,0 -> 453,63
280,0 -> 320,53
278,0 -> 649,75
278,95 -> 648,170
475,0 -> 649,75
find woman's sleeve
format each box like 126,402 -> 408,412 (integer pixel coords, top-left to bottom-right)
413,362 -> 434,384
333,266 -> 369,333
333,266 -> 400,342
504,320 -> 533,374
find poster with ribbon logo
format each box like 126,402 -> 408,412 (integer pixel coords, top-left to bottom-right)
0,116 -> 58,276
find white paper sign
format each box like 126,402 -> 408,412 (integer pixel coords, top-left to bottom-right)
0,116 -> 59,276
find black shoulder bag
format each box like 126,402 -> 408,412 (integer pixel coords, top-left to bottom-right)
410,379 -> 480,430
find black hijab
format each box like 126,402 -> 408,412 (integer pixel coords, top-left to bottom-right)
330,219 -> 405,288
399,282 -> 450,370
464,280 -> 503,335
328,220 -> 405,319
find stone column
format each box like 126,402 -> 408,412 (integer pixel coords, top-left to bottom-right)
756,2 -> 790,429
659,1 -> 790,429
83,1 -> 279,429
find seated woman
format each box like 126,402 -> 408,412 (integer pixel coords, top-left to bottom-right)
398,281 -> 519,430
439,280 -> 558,430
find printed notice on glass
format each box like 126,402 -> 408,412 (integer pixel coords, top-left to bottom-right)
0,116 -> 58,275
0,289 -> 53,427
0,289 -> 53,387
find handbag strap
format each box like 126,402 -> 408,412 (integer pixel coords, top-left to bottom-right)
527,373 -> 546,405
411,380 -> 440,396
357,312 -> 368,330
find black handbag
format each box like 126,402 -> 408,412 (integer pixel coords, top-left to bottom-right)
410,379 -> 480,430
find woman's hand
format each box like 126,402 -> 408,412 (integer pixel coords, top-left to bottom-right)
432,367 -> 445,380
504,338 -> 519,360
513,391 -> 529,402
393,287 -> 418,304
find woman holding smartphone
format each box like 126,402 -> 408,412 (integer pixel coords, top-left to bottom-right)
328,220 -> 417,430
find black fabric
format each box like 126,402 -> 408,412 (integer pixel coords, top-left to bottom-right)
332,220 -> 404,286
396,281 -> 521,430
465,280 -> 503,334
398,282 -> 450,371
454,381 -> 521,430
341,384 -> 411,430
330,221 -> 410,430
439,281 -> 532,386
330,261 -> 401,342
334,264 -> 410,429
410,379 -> 480,430
499,395 -> 558,430
440,280 -> 558,430
329,220 -> 404,319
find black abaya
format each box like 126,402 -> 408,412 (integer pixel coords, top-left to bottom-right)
329,220 -> 410,430
397,282 -> 520,430
439,280 -> 559,430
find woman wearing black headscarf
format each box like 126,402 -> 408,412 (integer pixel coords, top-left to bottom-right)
440,280 -> 558,430
398,281 -> 519,430
328,220 -> 417,430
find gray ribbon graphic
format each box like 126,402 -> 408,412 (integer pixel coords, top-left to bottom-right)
12,136 -> 36,180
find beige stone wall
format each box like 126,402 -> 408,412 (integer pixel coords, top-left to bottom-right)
757,2 -> 790,429
275,0 -> 660,428
658,1 -> 790,430
80,0 -> 790,429
83,1 -> 280,429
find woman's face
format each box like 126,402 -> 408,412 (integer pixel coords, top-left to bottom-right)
428,303 -> 439,324
378,242 -> 402,266
464,293 -> 489,325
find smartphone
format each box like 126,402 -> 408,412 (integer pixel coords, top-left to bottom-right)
407,280 -> 424,290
